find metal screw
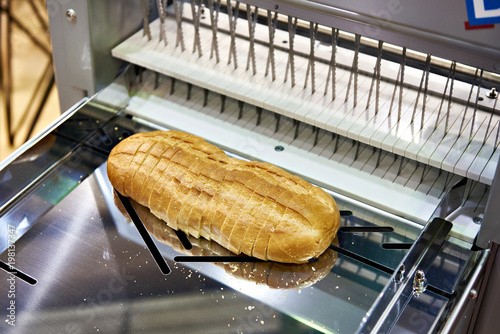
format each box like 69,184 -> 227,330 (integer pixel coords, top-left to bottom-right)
414,270 -> 425,285
412,270 -> 427,297
469,289 -> 478,300
274,4 -> 280,10
487,88 -> 498,99
394,264 -> 405,283
66,9 -> 77,23
275,145 -> 284,152
473,216 -> 483,225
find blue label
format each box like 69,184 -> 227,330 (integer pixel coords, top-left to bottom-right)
466,0 -> 500,25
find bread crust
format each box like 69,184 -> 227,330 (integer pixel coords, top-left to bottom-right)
107,130 -> 340,263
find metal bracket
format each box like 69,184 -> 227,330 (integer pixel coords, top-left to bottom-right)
357,217 -> 452,333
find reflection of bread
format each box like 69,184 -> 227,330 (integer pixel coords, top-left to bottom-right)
121,196 -> 338,289
12,134 -> 56,164
107,130 -> 340,263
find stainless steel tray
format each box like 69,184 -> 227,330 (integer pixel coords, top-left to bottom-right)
0,100 -> 482,333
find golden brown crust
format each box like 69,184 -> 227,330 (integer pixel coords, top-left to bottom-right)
123,139 -> 158,197
107,130 -> 340,263
199,162 -> 227,240
239,183 -> 284,257
132,140 -> 171,205
219,170 -> 256,248
252,189 -> 295,260
209,174 -> 243,245
107,135 -> 144,195
226,177 -> 270,254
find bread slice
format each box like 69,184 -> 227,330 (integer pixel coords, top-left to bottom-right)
218,170 -> 256,249
234,179 -> 277,256
182,147 -> 227,238
107,136 -> 144,195
173,152 -> 203,234
239,184 -> 287,257
184,162 -> 209,238
187,158 -> 230,238
147,146 -> 186,227
252,189 -> 296,260
199,161 -> 228,240
226,176 -> 270,254
175,172 -> 201,234
122,139 -> 157,197
146,146 -> 182,214
165,151 -> 201,233
138,143 -> 174,207
208,169 -> 245,245
131,140 -> 171,204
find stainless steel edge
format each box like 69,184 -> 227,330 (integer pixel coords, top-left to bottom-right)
477,161 -> 500,248
430,178 -> 467,221
0,98 -> 92,215
0,97 -> 89,172
439,248 -> 490,333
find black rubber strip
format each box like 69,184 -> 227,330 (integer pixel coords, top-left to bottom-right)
174,255 -> 265,263
116,191 -> 171,275
329,244 -> 394,275
381,243 -> 413,250
339,226 -> 394,233
174,230 -> 193,250
0,261 -> 37,285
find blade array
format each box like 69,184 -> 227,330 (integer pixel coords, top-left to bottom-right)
114,0 -> 500,186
